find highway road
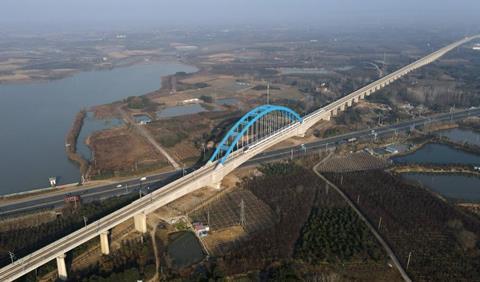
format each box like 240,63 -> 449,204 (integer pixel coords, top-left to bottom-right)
2,35 -> 477,219
2,35 -> 478,281
1,107 -> 478,217
249,107 -> 480,163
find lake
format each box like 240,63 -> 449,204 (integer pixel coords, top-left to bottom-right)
0,62 -> 196,194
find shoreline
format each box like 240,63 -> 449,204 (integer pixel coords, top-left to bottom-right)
65,110 -> 89,179
0,58 -> 199,196
0,56 -> 188,86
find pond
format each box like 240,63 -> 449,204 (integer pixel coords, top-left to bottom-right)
437,128 -> 480,146
392,143 -> 480,165
167,231 -> 205,269
402,173 -> 480,202
217,97 -> 240,106
334,65 -> 354,71
77,112 -> 123,160
276,67 -> 330,75
156,104 -> 208,118
0,61 -> 196,194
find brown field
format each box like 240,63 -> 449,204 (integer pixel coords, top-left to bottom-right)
0,211 -> 58,233
88,126 -> 170,178
146,110 -> 242,165
315,152 -> 389,173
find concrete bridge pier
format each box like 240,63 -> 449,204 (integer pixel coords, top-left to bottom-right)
208,166 -> 225,190
134,213 -> 147,233
100,231 -> 110,255
56,254 -> 68,281
208,181 -> 222,190
296,130 -> 306,138
347,100 -> 353,107
339,104 -> 346,111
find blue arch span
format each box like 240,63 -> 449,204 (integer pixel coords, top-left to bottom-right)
209,105 -> 302,164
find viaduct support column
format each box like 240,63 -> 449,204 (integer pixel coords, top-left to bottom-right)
56,254 -> 68,281
296,131 -> 306,138
100,231 -> 110,255
134,213 -> 147,233
208,181 -> 222,190
208,168 -> 224,190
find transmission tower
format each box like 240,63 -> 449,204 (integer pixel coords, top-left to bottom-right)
383,52 -> 386,70
266,83 -> 270,104
207,209 -> 210,226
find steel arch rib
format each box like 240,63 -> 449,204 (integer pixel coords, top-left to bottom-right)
209,104 -> 302,164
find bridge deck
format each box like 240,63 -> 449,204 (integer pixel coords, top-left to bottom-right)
1,35 -> 479,281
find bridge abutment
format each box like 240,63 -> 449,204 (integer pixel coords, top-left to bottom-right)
100,231 -> 110,255
56,254 -> 68,281
134,213 -> 147,233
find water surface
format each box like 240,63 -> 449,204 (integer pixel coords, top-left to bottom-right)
156,104 -> 207,118
403,173 -> 480,202
437,128 -> 480,146
167,231 -> 205,268
393,143 -> 480,165
0,62 -> 196,194
217,97 -> 240,106
277,67 -> 330,75
77,112 -> 123,160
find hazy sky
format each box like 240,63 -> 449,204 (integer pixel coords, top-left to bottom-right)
1,0 -> 479,31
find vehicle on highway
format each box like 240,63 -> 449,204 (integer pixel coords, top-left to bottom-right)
116,184 -> 122,188
348,137 -> 357,143
140,177 -> 147,181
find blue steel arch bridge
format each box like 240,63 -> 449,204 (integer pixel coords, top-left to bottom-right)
209,104 -> 303,165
